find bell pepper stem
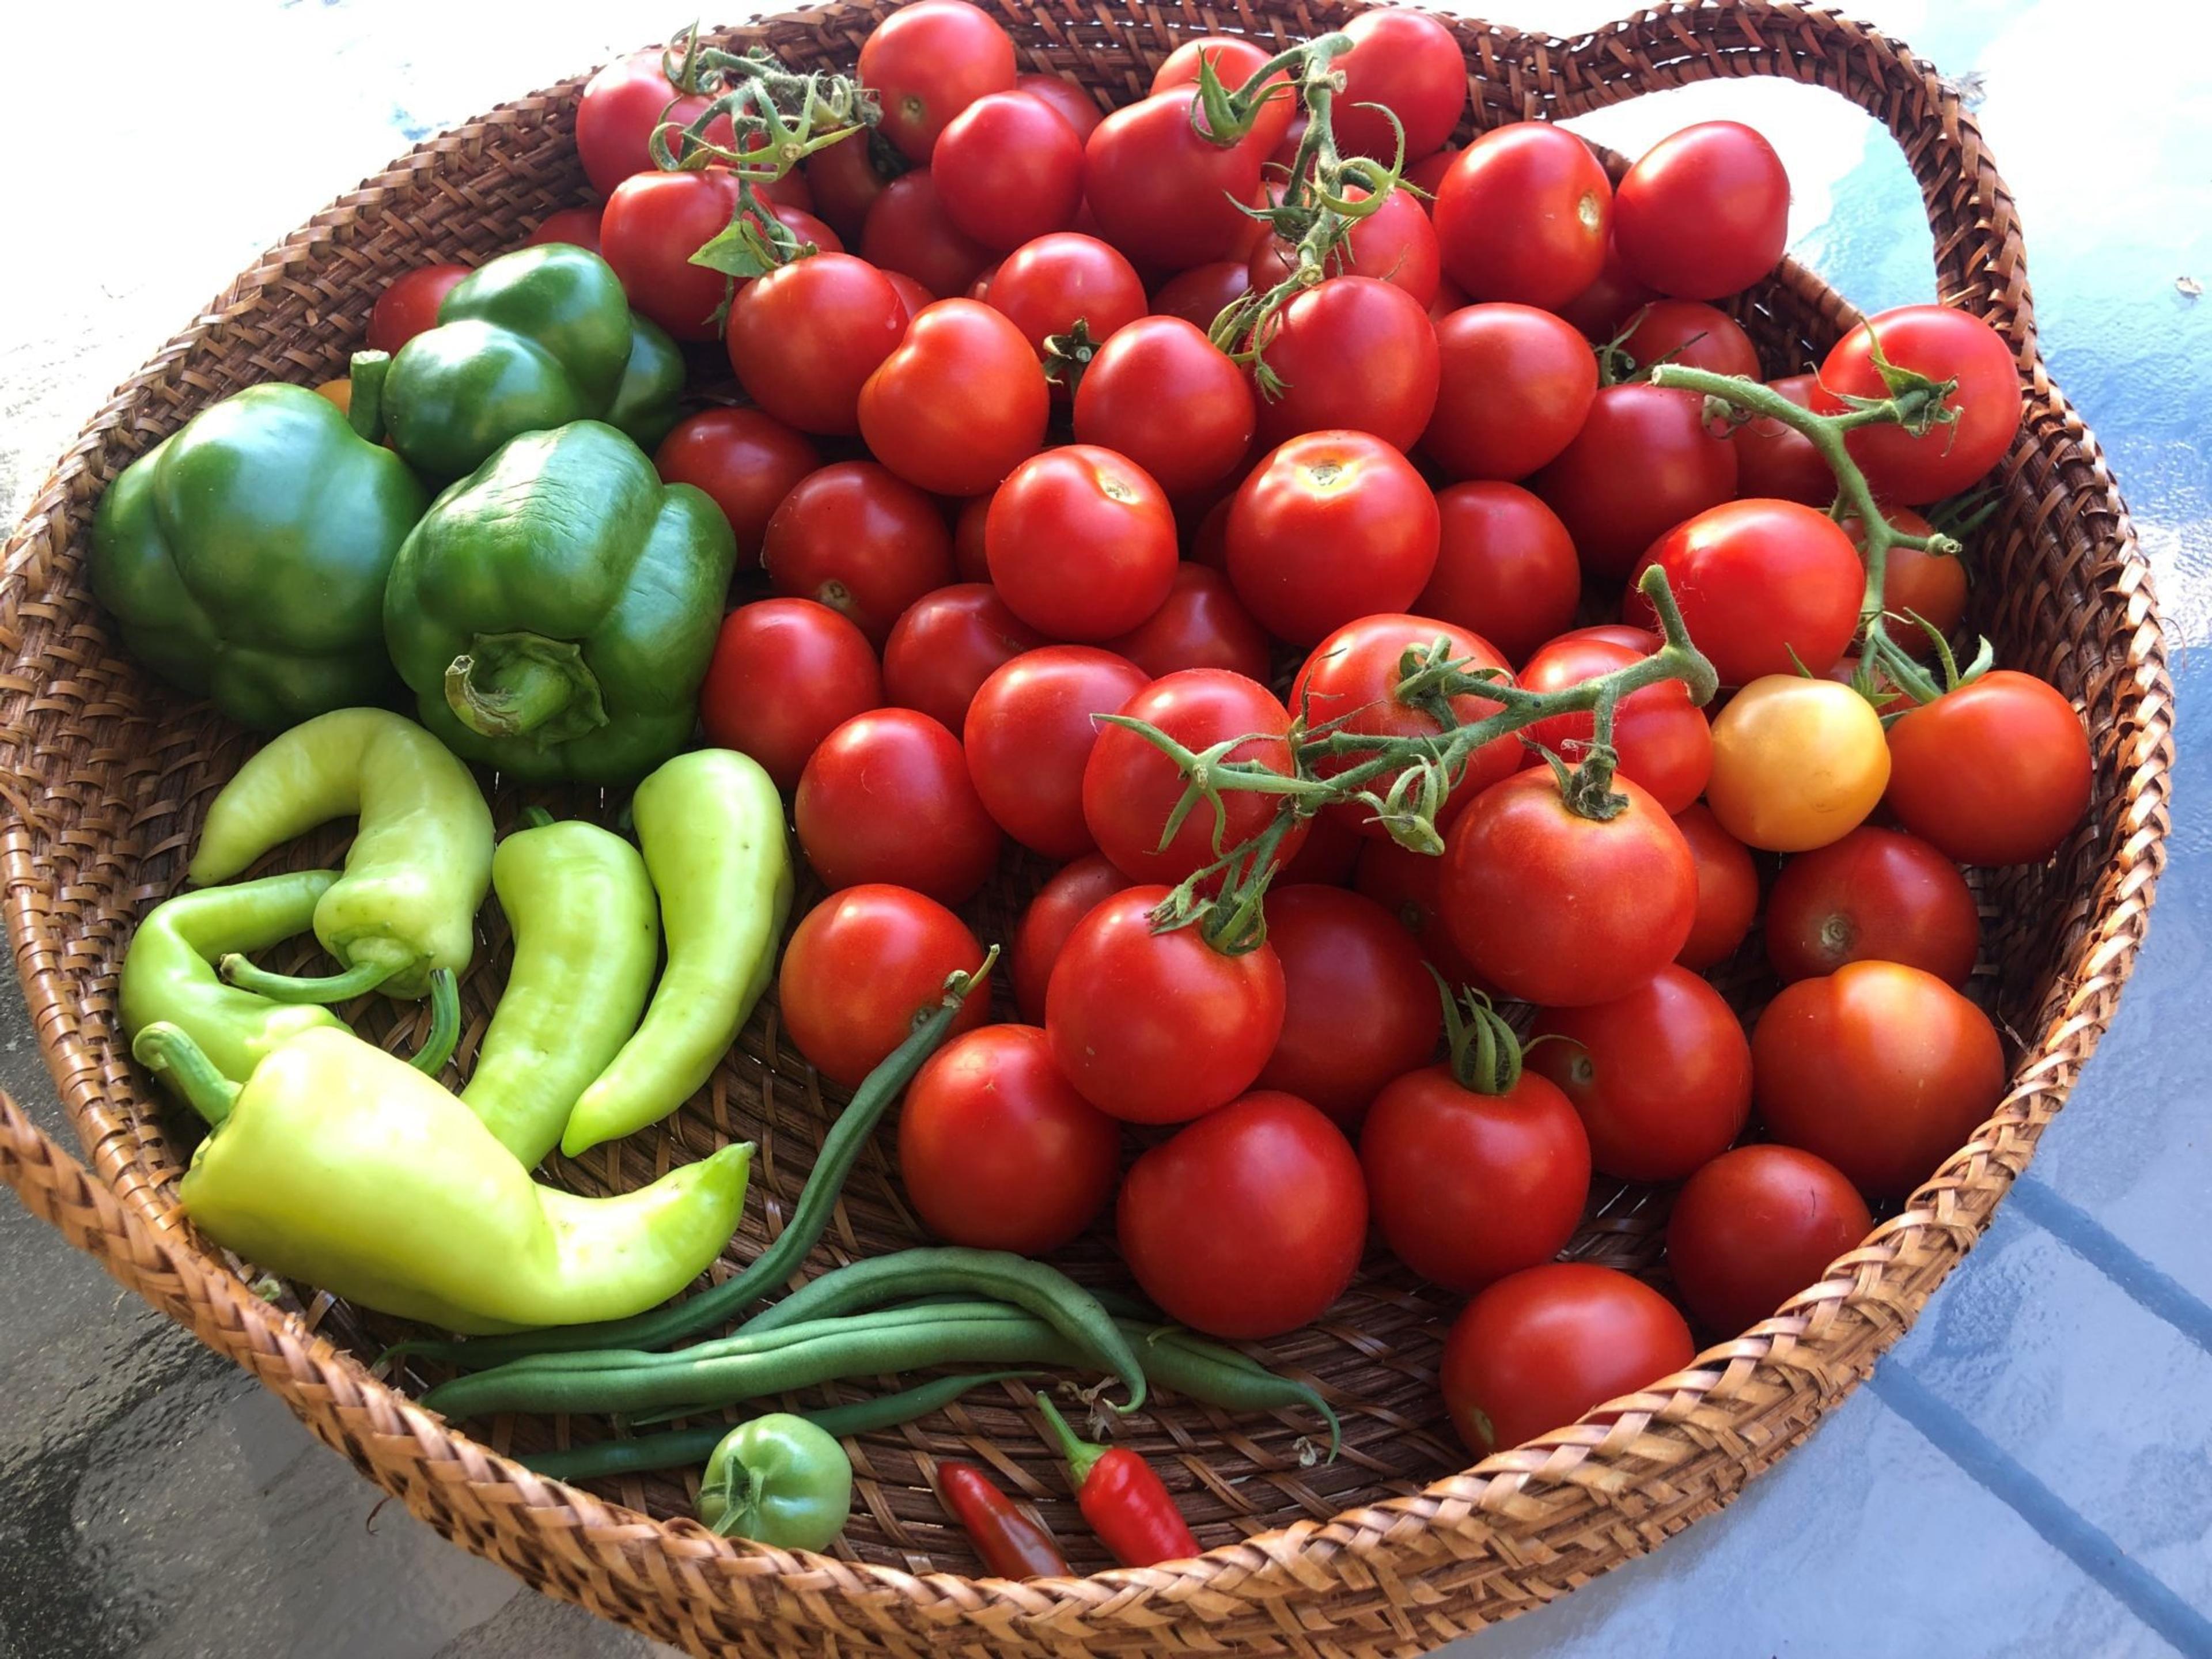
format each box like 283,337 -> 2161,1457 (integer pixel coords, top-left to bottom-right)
408,969 -> 460,1075
444,633 -> 609,744
131,1023 -> 242,1127
1034,1393 -> 1107,1488
346,351 -> 391,443
218,953 -> 397,1005
517,806 -> 558,831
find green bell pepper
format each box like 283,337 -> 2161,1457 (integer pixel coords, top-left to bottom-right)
88,384 -> 427,731
696,1414 -> 853,1552
382,422 -> 737,783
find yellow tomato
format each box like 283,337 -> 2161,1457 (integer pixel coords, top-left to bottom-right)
313,377 -> 352,415
1705,675 -> 1889,851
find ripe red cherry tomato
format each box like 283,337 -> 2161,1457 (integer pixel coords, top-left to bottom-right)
1010,854 -> 1132,1022
859,298 -> 1050,497
1255,887 -> 1443,1125
964,646 -> 1152,858
697,600 -> 882,790
1084,92 -> 1267,271
1614,122 -> 1790,300
858,0 -> 1017,162
762,461 -> 955,645
601,170 -> 748,341
1530,384 -> 1738,579
1421,304 -> 1599,482
1531,965 -> 1752,1181
1440,1263 -> 1695,1457
1102,562 -> 1270,681
1249,187 -> 1441,309
1628,499 -> 1864,685
1418,483 -> 1582,666
1517,630 -> 1713,815
1765,825 -> 1979,986
1667,1145 -> 1873,1336
985,446 -> 1179,639
899,1025 -> 1122,1255
367,264 -> 468,355
1434,124 -> 1612,309
1729,373 -> 1833,506
795,709 -> 1003,903
1017,73 -> 1103,139
1227,431 -> 1441,645
523,206 -> 606,254
725,252 -> 909,437
654,408 -> 820,559
1753,960 -> 2006,1201
860,171 -> 995,299
1354,838 -> 1483,987
1250,276 -> 1441,453
1117,1090 -> 1366,1338
1884,671 -> 2092,866
1151,261 -> 1252,330
778,885 -> 990,1088
1152,37 -> 1297,154
574,52 -> 730,197
1554,232 -> 1658,341
1812,305 -> 2024,504
1442,769 -> 1697,1007
1072,317 -> 1256,499
1671,802 -> 1759,971
1362,1061 -> 1590,1293
932,92 -> 1086,251
1333,9 -> 1469,162
882,584 -> 1046,734
1847,507 -> 1968,649
984,232 -> 1148,357
1620,299 -> 1762,379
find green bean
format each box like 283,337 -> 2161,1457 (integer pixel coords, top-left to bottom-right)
1122,1322 -> 1340,1459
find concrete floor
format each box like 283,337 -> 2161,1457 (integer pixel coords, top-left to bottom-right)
1,1 -> 2207,1654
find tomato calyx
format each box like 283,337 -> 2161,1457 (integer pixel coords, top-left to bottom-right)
1041,317 -> 1105,396
1434,974 -> 1530,1096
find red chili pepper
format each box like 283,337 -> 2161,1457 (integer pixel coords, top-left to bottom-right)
1034,1394 -> 1198,1568
936,1460 -> 1071,1579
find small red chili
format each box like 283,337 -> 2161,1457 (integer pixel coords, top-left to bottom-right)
936,1460 -> 1071,1579
1034,1394 -> 1198,1568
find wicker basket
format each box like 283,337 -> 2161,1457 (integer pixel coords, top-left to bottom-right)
0,1 -> 2171,1653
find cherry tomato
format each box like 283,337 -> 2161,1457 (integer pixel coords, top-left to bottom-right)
964,646 -> 1152,858
602,169 -> 746,341
1227,431 -> 1441,645
1667,1145 -> 1873,1337
1406,145 -> 1459,204
697,600 -> 882,790
779,885 -> 990,1088
1884,671 -> 2092,865
1753,960 -> 2006,1200
1629,499 -> 1863,685
366,264 -> 467,355
1018,72 -> 1103,140
1153,36 -> 1297,154
858,0 -> 1017,162
1517,631 -> 1712,815
1334,9 -> 1469,162
1843,506 -> 1968,648
762,461 -> 956,645
931,92 -> 1086,252
1729,373 -> 1833,506
574,52 -> 730,197
1812,305 -> 2024,505
984,446 -> 1179,639
1619,298 -> 1761,379
1766,825 -> 1979,987
1101,562 -> 1270,681
795,709 -> 1003,903
1706,675 -> 1890,853
859,298 -> 1050,497
1530,384 -> 1738,579
1415,484 -> 1582,666
522,206 -> 606,254
1117,1090 -> 1365,1337
1553,232 -> 1658,341
1255,887 -> 1442,1125
1250,276 -> 1441,453
899,1025 -> 1122,1255
1434,124 -> 1611,309
1614,122 -> 1790,300
654,408 -> 821,558
806,130 -> 896,245
1071,316 -> 1256,500
1442,768 -> 1696,1007
1671,802 -> 1759,971
882,584 -> 1046,734
1249,187 -> 1441,309
984,232 -> 1149,357
860,171 -> 995,299
1362,1062 -> 1590,1294
1441,1263 -> 1695,1457
1421,304 -> 1599,482
1010,854 -> 1132,1022
725,252 -> 909,437
1354,838 -> 1483,987
1084,92 -> 1266,271
1151,261 -> 1252,331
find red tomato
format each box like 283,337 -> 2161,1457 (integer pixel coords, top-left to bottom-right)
1419,483 -> 1582,665
1010,854 -> 1132,1022
1151,261 -> 1252,331
1884,671 -> 2092,866
1276,806 -> 1364,887
1083,92 -> 1267,271
574,52 -> 730,198
1671,802 -> 1759,971
1434,124 -> 1611,309
964,647 -> 1152,858
1227,431 -> 1441,645
1441,768 -> 1696,1006
795,709 -> 1003,903
882,584 -> 1046,734
1102,563 -> 1270,681
602,169 -> 745,341
1251,276 -> 1441,453
1441,1264 -> 1695,1456
1628,499 -> 1864,685
1047,887 -> 1286,1123
725,252 -> 909,437
366,264 -> 467,355
951,493 -> 993,582
696,600 -> 882,790
1153,36 -> 1297,154
807,131 -> 896,245
1354,838 -> 1483,987
523,206 -> 605,253
1667,1145 -> 1873,1336
762,461 -> 955,645
859,298 -> 1050,496
984,446 -> 1179,639
1812,305 -> 2024,504
1766,825 -> 1979,986
779,886 -> 990,1087
984,232 -> 1149,357
1186,492 -> 1234,570
1117,1091 -> 1366,1337
1071,316 -> 1256,499
1614,122 -> 1790,300
1255,887 -> 1443,1125
1421,304 -> 1599,483
899,1025 -> 1122,1255
1620,299 -> 1762,379
1752,960 -> 2006,1200
1839,506 -> 1967,651
861,171 -> 995,299
858,0 -> 1017,162
1729,373 -> 1834,506
1517,631 -> 1713,815
1426,274 -> 1472,321
1334,9 -> 1469,162
1531,965 -> 1752,1181
1362,1062 -> 1590,1293
1553,233 -> 1658,341
1406,145 -> 1459,205
1018,73 -> 1103,140
933,93 -> 1086,252
1530,383 -> 1738,579
1249,187 -> 1441,309
653,408 -> 820,558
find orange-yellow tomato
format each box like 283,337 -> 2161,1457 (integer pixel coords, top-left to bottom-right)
1705,675 -> 1889,851
313,378 -> 352,415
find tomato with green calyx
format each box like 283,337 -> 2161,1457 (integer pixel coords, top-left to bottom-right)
1517,630 -> 1711,815
1729,373 -> 1833,506
1084,92 -> 1267,272
1152,36 -> 1297,154
1766,825 -> 1979,986
1248,187 -> 1441,310
698,1414 -> 853,1552
778,885 -> 989,1088
1883,670 -> 2091,866
1613,122 -> 1790,301
575,51 -> 733,198
1706,675 -> 1889,853
1666,1145 -> 1872,1338
985,232 -> 1147,357
1812,304 -> 2024,505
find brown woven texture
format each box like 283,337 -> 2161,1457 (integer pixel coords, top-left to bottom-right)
0,1 -> 2172,1653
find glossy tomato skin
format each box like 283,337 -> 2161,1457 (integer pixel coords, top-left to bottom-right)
523,206 -> 606,253
1553,232 -> 1658,341
1047,887 -> 1287,1124
1249,187 -> 1441,309
1422,304 -> 1599,482
1630,499 -> 1863,685
1418,483 -> 1582,665
882,584 -> 1046,733
1706,676 -> 1891,853
1531,965 -> 1752,1181
1613,122 -> 1790,300
698,600 -> 882,790
1620,299 -> 1762,379
1406,145 -> 1459,203
1671,802 -> 1760,971
1729,373 -> 1834,506
859,299 -> 1050,497
1361,1064 -> 1590,1293
861,171 -> 996,299
1812,305 -> 2024,504
1354,838 -> 1484,987
1752,960 -> 2006,1201
762,461 -> 955,645
778,885 -> 990,1088
1084,93 -> 1266,272
1010,854 -> 1132,1022
806,131 -> 896,245
1442,769 -> 1697,1007
726,253 -> 909,437
899,1025 -> 1122,1254
1531,384 -> 1737,579
1152,262 -> 1252,330
1103,563 -> 1271,680
1766,826 -> 1979,986
574,53 -> 730,197
964,646 -> 1152,858
1117,1091 -> 1366,1337
1255,887 -> 1444,1126
1227,431 -> 1441,645
1152,37 -> 1297,154
1441,1264 -> 1695,1457
858,0 -> 1017,162
367,264 -> 468,355
1434,124 -> 1612,309
1517,631 -> 1713,815
1667,1145 -> 1873,1337
933,92 -> 1086,251
1883,671 -> 2092,865
1334,9 -> 1470,162
1073,317 -> 1257,499
1018,72 -> 1103,139
1251,277 -> 1440,453
601,170 -> 746,341
984,446 -> 1179,639
984,233 -> 1148,356
795,709 -> 1003,903
654,408 -> 821,559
